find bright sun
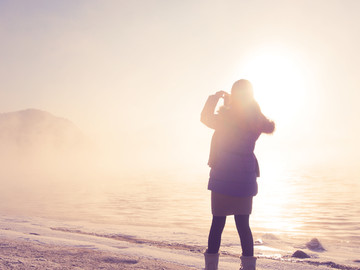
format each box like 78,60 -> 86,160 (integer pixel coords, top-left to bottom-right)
238,47 -> 307,125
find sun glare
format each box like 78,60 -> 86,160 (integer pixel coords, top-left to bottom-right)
238,47 -> 307,124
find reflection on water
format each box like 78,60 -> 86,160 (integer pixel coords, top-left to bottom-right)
253,169 -> 360,242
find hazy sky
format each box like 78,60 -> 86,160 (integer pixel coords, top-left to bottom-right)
1,0 -> 360,173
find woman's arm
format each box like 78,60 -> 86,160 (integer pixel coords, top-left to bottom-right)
200,91 -> 227,129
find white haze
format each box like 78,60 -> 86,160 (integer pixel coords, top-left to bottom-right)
1,0 -> 360,182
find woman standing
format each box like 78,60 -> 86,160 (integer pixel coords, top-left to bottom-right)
201,79 -> 275,270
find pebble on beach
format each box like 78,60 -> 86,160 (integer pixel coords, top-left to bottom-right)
292,250 -> 311,259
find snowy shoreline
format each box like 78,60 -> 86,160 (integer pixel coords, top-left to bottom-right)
1,235 -> 344,270
1,216 -> 359,269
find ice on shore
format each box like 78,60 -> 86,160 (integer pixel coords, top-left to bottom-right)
0,215 -> 359,270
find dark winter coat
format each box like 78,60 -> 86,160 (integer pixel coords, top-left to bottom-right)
201,94 -> 273,197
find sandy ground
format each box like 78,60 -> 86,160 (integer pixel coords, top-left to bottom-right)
0,216 -> 352,270
0,237 -> 195,270
0,236 -> 342,270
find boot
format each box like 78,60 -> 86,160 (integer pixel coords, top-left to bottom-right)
204,250 -> 219,270
240,255 -> 257,270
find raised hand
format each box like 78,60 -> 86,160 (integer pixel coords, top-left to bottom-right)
214,90 -> 229,99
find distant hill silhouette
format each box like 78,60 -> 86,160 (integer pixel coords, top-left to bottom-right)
0,109 -> 92,171
0,108 -> 85,150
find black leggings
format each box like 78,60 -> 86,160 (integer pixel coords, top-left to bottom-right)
207,215 -> 254,256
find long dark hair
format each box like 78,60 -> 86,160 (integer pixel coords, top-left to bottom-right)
218,79 -> 275,134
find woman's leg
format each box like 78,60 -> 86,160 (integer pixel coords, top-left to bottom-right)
207,215 -> 226,254
234,214 -> 254,256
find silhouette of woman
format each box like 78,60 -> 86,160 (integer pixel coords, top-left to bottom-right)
201,79 -> 275,270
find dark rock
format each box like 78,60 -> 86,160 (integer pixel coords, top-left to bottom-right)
306,238 -> 326,252
292,250 -> 311,258
354,259 -> 360,263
